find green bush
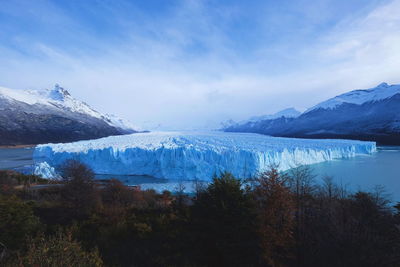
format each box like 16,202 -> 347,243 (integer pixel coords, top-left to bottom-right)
0,196 -> 41,251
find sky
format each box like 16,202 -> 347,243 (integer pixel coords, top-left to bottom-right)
1,0 -> 400,130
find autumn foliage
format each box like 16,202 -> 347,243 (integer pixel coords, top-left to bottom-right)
0,161 -> 399,266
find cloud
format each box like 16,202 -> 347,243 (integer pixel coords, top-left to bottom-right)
314,0 -> 400,86
0,0 -> 399,130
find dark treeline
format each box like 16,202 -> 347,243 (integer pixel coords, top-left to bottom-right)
1,161 -> 400,266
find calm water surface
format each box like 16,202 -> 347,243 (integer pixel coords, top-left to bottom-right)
0,147 -> 34,171
310,146 -> 400,201
0,146 -> 399,200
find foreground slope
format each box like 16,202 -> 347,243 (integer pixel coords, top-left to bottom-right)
225,83 -> 400,144
0,84 -> 138,145
33,131 -> 376,180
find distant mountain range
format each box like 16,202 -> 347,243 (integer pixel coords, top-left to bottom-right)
0,84 -> 138,145
224,82 -> 400,145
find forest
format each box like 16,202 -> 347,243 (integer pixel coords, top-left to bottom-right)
1,160 -> 400,267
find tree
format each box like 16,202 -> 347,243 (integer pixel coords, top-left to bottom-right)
59,160 -> 100,219
191,172 -> 260,266
101,179 -> 134,207
338,191 -> 400,266
60,159 -> 95,183
0,196 -> 41,252
253,168 -> 295,266
287,165 -> 316,198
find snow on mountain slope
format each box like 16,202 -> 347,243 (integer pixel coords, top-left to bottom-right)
222,108 -> 301,130
46,84 -> 106,120
306,82 -> 400,113
0,86 -> 50,105
247,108 -> 301,123
33,131 -> 376,180
104,114 -> 142,132
0,84 -> 136,131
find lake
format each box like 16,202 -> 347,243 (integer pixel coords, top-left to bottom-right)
0,147 -> 34,172
1,146 -> 399,201
310,146 -> 400,201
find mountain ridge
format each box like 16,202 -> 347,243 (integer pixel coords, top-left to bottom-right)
305,82 -> 400,113
224,82 -> 400,145
0,84 -> 139,145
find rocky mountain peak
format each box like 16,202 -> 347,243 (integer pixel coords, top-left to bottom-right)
50,84 -> 71,101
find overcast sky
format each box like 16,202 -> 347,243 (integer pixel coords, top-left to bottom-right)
1,0 -> 400,130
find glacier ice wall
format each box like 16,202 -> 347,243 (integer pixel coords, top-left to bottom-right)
33,131 -> 376,180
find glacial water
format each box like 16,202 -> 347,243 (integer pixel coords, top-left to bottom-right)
310,146 -> 400,201
1,146 -> 399,201
0,147 -> 34,171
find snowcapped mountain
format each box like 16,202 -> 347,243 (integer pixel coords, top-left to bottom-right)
224,83 -> 400,145
305,82 -> 400,112
223,108 -> 301,134
247,108 -> 301,122
0,84 -> 138,145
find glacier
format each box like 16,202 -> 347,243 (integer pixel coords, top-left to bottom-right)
33,131 -> 376,180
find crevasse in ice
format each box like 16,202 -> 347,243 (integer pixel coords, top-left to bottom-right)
33,131 -> 376,180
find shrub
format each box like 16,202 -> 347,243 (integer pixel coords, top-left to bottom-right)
0,196 -> 41,251
14,231 -> 103,267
